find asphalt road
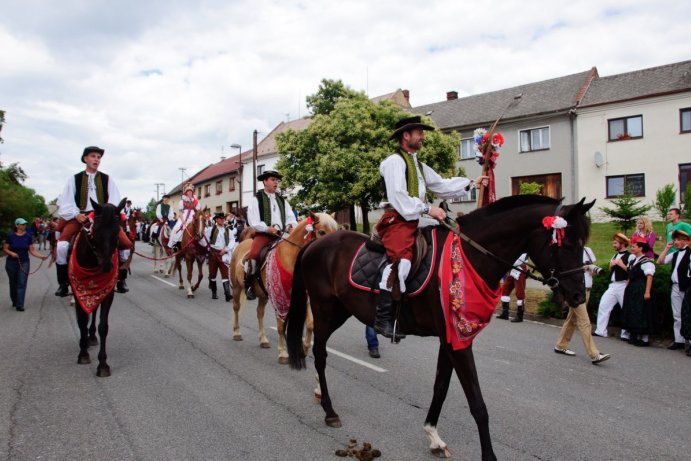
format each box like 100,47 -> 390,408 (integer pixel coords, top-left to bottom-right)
0,251 -> 689,461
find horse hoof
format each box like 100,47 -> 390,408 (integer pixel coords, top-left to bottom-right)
97,367 -> 111,378
187,294 -> 194,299
260,342 -> 271,349
233,335 -> 243,341
77,355 -> 91,364
431,447 -> 452,458
178,286 -> 184,290
88,337 -> 99,347
164,274 -> 170,278
325,416 -> 342,428
278,356 -> 289,365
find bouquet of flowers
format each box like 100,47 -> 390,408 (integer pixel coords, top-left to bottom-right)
473,128 -> 504,166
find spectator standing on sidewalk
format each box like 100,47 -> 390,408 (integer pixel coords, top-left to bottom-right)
665,208 -> 691,253
630,216 -> 656,259
657,229 -> 690,351
593,233 -> 633,340
622,236 -> 657,347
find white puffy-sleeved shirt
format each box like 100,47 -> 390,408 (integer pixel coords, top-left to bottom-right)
509,253 -> 529,280
631,256 -> 656,277
247,192 -> 298,233
57,172 -> 122,221
583,247 -> 597,289
379,152 -> 473,221
156,203 -> 175,221
200,225 -> 236,254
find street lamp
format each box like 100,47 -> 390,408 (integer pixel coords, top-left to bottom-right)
230,144 -> 243,211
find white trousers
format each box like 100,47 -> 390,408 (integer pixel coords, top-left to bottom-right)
595,281 -> 629,338
56,241 -> 130,265
379,259 -> 412,293
671,284 -> 685,343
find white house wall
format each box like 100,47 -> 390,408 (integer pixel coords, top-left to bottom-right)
576,93 -> 691,221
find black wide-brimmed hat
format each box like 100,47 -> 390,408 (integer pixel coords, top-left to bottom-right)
672,229 -> 690,240
257,170 -> 283,181
81,146 -> 105,163
390,115 -> 435,140
213,212 -> 225,220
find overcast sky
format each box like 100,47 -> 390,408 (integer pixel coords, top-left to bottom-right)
1,0 -> 689,208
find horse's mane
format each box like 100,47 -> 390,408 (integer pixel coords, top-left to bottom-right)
312,213 -> 339,232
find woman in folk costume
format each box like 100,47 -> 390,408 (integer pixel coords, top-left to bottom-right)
374,115 -> 488,340
622,236 -> 657,347
168,183 -> 201,250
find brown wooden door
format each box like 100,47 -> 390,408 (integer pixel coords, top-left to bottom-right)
511,173 -> 562,199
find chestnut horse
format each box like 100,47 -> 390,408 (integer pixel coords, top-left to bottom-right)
286,196 -> 594,460
228,212 -> 339,363
69,198 -> 127,377
173,210 -> 206,298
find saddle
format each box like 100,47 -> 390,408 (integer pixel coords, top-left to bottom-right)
349,226 -> 438,297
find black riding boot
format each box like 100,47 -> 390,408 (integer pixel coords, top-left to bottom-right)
373,290 -> 405,341
116,269 -> 129,293
223,281 -> 232,302
54,264 -> 69,297
210,279 -> 218,299
496,301 -> 510,319
511,304 -> 524,323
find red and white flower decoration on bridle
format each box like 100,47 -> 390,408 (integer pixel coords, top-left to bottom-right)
542,215 -> 568,246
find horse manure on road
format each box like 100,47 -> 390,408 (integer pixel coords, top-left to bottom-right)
334,438 -> 381,459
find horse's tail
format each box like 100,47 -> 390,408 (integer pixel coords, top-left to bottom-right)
286,243 -> 310,370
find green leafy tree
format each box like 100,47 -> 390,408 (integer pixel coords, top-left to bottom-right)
654,184 -> 676,220
144,198 -> 158,221
277,90 -> 458,233
0,109 -> 5,144
0,162 -> 48,234
600,189 -> 653,234
305,79 -> 354,116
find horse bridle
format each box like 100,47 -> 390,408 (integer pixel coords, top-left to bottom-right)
439,204 -> 584,289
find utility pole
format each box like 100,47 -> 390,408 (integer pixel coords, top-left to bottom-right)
154,183 -> 165,201
252,130 -> 258,196
178,168 -> 187,190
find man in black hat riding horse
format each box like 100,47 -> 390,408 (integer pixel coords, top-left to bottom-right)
373,115 -> 488,340
54,146 -> 133,296
243,170 -> 297,300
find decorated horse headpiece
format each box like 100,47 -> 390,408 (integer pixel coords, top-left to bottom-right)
183,182 -> 195,193
542,215 -> 568,246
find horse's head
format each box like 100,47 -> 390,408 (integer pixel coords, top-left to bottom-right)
526,197 -> 595,307
90,198 -> 126,273
307,211 -> 339,238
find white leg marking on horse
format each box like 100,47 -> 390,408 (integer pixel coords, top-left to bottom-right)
424,423 -> 449,456
151,275 -> 177,287
269,327 -> 387,372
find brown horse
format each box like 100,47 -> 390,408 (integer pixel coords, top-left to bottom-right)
286,196 -> 594,460
173,210 -> 206,298
69,198 -> 126,377
229,212 -> 339,363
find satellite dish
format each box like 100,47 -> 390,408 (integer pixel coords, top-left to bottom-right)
594,151 -> 604,168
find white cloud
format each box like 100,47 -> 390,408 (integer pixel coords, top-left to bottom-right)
0,0 -> 689,207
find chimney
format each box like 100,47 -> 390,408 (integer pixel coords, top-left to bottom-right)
446,91 -> 458,101
402,89 -> 410,102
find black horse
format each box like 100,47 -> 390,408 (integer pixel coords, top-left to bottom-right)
286,195 -> 594,460
69,198 -> 126,377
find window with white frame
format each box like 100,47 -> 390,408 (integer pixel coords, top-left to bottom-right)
451,187 -> 477,203
608,115 -> 642,141
606,174 -> 645,198
519,126 -> 550,152
257,164 -> 265,176
681,108 -> 691,133
459,138 -> 474,160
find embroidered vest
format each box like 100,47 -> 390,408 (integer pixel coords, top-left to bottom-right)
671,248 -> 691,291
74,172 -> 109,211
256,191 -> 286,228
210,226 -> 230,248
610,251 -> 630,282
160,203 -> 170,218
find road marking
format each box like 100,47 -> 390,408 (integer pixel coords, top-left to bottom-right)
151,275 -> 177,287
269,327 -> 387,373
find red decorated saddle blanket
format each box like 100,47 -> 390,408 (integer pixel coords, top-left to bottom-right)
439,232 -> 502,350
68,233 -> 118,314
266,248 -> 292,321
348,228 -> 438,297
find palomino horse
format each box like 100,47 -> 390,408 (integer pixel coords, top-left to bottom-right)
229,212 -> 339,363
286,196 -> 594,460
69,198 -> 127,377
150,221 -> 174,276
173,209 -> 206,298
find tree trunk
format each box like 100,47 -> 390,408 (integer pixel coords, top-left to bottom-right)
349,204 -> 356,231
360,203 -> 370,234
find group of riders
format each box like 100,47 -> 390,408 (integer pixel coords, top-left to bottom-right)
51,115 -> 488,342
